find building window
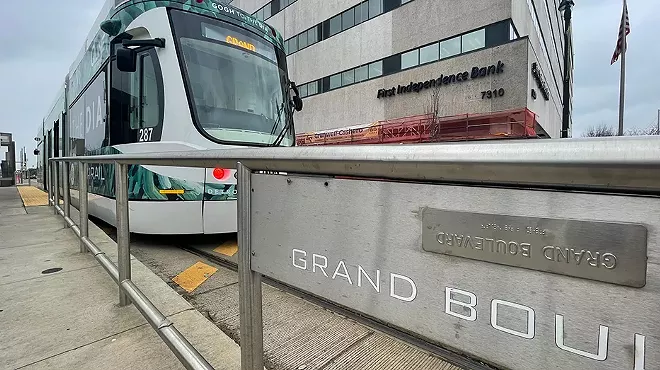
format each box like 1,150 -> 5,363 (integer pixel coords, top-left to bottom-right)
368,60 -> 383,78
308,81 -> 318,95
329,74 -> 341,90
400,49 -> 419,70
299,83 -> 308,98
440,36 -> 461,59
462,28 -> 486,53
355,2 -> 369,24
262,3 -> 271,19
308,27 -> 319,45
288,37 -> 298,54
342,8 -> 355,30
419,43 -> 439,64
368,0 -> 382,19
329,14 -> 342,36
298,31 -> 308,50
355,65 -> 368,82
342,70 -> 355,86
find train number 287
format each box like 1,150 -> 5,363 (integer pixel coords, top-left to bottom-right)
138,128 -> 154,142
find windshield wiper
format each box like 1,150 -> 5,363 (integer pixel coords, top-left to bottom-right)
270,115 -> 293,147
268,81 -> 303,147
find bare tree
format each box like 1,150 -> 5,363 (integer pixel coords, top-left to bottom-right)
582,123 -> 660,137
582,124 -> 616,137
626,126 -> 660,136
425,86 -> 442,140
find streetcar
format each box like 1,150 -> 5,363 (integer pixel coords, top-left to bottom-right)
36,0 -> 302,234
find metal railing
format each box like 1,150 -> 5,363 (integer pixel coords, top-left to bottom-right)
48,160 -> 214,370
49,136 -> 660,370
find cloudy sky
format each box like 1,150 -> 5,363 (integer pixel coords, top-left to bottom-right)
0,0 -> 657,166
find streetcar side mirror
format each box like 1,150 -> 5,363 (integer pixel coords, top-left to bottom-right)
116,47 -> 137,72
289,81 -> 303,112
293,96 -> 303,112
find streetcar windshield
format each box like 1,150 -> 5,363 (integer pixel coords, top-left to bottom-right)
170,9 -> 293,146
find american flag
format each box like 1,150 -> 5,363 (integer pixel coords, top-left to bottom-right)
611,0 -> 631,65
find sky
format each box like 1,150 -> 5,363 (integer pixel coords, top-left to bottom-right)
0,0 -> 657,167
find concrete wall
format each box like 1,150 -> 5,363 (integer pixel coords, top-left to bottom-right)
511,0 -> 564,136
295,39 -> 530,133
526,42 -> 562,137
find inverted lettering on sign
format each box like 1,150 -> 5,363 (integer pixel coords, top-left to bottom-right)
421,208 -> 647,287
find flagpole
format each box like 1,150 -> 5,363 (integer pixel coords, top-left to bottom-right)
617,37 -> 626,136
617,0 -> 627,136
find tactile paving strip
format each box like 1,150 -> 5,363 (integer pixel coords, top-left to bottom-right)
16,186 -> 51,206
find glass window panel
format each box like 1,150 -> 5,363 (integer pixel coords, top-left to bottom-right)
263,3 -> 271,19
355,2 -> 367,24
255,8 -> 264,20
329,15 -> 342,36
342,8 -> 355,30
368,0 -> 382,19
401,0 -> 413,3
342,69 -> 355,86
308,81 -> 318,95
440,36 -> 461,58
400,49 -> 418,70
355,65 -> 368,82
368,60 -> 382,78
307,27 -> 318,45
298,31 -> 308,50
289,36 -> 298,53
462,28 -> 486,53
299,83 -> 308,98
284,40 -> 289,55
329,74 -> 341,89
419,43 -> 439,64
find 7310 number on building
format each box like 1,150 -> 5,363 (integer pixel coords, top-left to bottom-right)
482,88 -> 505,99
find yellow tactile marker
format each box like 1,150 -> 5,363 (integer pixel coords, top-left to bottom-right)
16,186 -> 53,206
172,261 -> 218,293
214,240 -> 238,257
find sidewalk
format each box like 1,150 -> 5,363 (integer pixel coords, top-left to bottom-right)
0,186 -> 242,370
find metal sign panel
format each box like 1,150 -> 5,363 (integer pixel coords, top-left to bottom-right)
250,174 -> 658,370
421,209 -> 647,287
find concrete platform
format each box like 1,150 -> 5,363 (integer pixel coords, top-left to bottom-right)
0,187 -> 243,370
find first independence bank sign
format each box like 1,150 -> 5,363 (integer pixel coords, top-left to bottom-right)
377,61 -> 505,98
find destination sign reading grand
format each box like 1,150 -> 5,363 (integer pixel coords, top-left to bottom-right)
421,208 -> 648,287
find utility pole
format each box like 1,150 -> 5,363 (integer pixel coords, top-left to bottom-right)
559,0 -> 575,138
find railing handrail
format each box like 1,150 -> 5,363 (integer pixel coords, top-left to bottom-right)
51,136 -> 660,194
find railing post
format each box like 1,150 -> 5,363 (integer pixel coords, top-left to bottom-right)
115,162 -> 131,306
63,161 -> 71,226
237,162 -> 264,370
79,162 -> 88,253
47,161 -> 53,206
53,161 -> 60,214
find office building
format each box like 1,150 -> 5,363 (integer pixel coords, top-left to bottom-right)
234,0 -> 573,141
